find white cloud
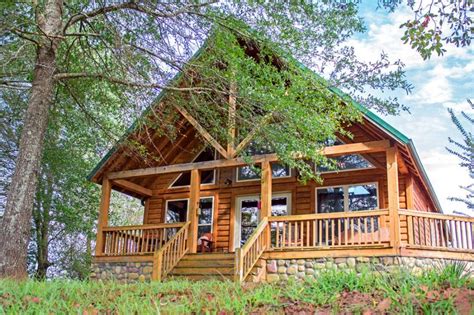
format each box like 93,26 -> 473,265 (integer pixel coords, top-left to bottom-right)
443,100 -> 474,114
407,75 -> 453,104
349,6 -> 474,70
352,5 -> 473,214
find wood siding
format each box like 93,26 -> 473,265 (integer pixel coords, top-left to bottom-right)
104,121 -> 437,252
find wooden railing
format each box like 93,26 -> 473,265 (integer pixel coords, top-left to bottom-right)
152,221 -> 190,281
235,217 -> 269,282
268,210 -> 391,249
400,210 -> 474,252
101,223 -> 185,256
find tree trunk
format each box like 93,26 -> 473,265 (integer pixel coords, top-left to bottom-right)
0,0 -> 63,279
33,171 -> 53,280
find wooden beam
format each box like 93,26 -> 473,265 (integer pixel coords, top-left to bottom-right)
397,150 -> 409,174
261,161 -> 272,247
112,179 -> 152,197
174,105 -> 228,158
234,113 -> 274,157
323,140 -> 390,157
386,147 -> 401,250
260,161 -> 272,218
227,81 -> 237,157
107,140 -> 391,180
188,169 -> 200,253
95,177 -> 112,255
108,154 -> 279,180
406,175 -> 414,210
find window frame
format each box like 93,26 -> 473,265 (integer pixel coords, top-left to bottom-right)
168,148 -> 217,189
164,197 -> 215,233
235,164 -> 292,183
315,138 -> 376,174
234,192 -> 292,249
315,182 -> 379,213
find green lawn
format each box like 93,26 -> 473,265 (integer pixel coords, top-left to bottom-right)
1,265 -> 473,314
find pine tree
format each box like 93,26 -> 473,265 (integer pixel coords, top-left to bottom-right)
446,100 -> 474,211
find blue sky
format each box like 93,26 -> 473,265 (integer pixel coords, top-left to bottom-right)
353,3 -> 473,214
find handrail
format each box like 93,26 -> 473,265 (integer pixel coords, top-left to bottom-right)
152,221 -> 190,281
399,209 -> 474,223
101,222 -> 185,256
270,210 -> 391,249
400,210 -> 474,251
235,217 -> 269,282
102,222 -> 185,231
268,209 -> 389,222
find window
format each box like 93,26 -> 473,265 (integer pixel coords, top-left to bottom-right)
316,138 -> 374,173
170,148 -> 215,188
316,183 -> 378,213
165,199 -> 188,223
235,193 -> 291,248
198,197 -> 214,235
236,141 -> 291,182
165,197 -> 214,236
236,163 -> 291,182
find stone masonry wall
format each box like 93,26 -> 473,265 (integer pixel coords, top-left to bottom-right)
91,261 -> 154,283
265,256 -> 474,283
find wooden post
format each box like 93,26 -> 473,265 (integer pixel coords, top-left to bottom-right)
188,169 -> 200,253
386,147 -> 401,251
406,175 -> 414,210
261,161 -> 272,246
227,81 -> 237,158
95,177 -> 112,255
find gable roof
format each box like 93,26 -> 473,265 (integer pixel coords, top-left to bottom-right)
87,32 -> 442,212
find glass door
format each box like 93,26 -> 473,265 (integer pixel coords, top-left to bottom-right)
234,193 -> 291,249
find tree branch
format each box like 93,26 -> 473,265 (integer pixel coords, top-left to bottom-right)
63,1 -> 217,32
53,72 -> 216,92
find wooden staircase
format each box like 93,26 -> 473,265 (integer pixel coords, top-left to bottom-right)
168,253 -> 236,281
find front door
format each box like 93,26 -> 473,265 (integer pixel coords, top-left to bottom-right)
234,193 -> 291,249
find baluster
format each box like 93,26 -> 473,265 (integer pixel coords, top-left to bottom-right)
325,219 -> 329,246
295,221 -> 299,247
312,220 -> 316,247
282,222 -> 286,249
344,218 -> 348,246
439,220 -> 445,248
357,218 -> 362,245
350,218 -> 355,245
114,231 -> 120,255
299,221 -> 303,247
370,217 -> 375,244
275,221 -> 280,248
337,219 -> 341,246
318,220 -> 322,247
377,216 -> 382,244
331,219 -> 335,247
364,217 -> 368,245
289,221 -> 293,247
306,221 -> 310,247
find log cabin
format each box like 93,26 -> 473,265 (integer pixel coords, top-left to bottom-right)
88,34 -> 474,283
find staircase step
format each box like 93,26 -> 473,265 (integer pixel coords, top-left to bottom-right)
171,267 -> 234,275
177,259 -> 235,268
168,274 -> 234,281
181,253 -> 235,261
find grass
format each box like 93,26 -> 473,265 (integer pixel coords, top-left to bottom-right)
0,264 -> 473,314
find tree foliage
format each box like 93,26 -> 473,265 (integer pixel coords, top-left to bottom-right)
381,0 -> 473,59
0,1 -> 413,278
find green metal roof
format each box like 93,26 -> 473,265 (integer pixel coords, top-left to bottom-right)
87,33 -> 442,212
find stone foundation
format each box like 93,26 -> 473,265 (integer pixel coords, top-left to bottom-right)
265,256 -> 474,283
90,261 -> 154,283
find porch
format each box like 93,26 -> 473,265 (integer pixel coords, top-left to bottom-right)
94,209 -> 474,281
92,140 -> 474,282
